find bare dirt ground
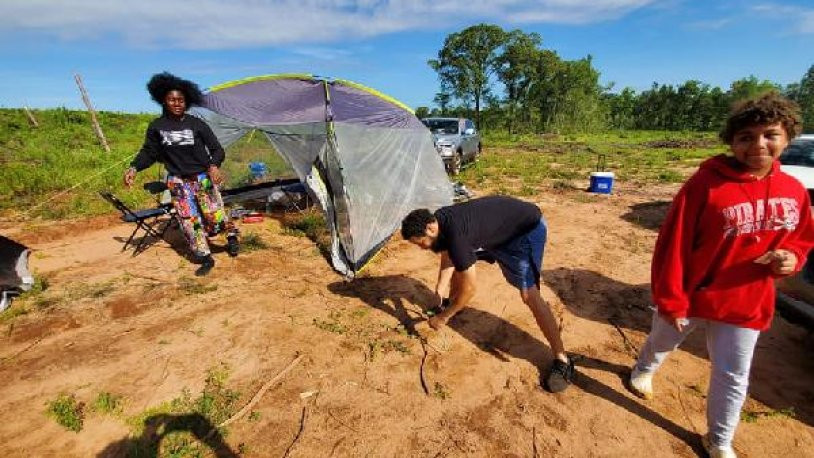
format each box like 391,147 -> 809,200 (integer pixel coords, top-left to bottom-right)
1,181 -> 813,458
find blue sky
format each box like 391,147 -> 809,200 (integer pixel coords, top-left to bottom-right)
1,0 -> 813,114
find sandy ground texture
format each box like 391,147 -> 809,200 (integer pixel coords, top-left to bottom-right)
0,182 -> 812,458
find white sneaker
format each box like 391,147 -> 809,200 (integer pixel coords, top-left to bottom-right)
629,365 -> 654,400
703,435 -> 737,458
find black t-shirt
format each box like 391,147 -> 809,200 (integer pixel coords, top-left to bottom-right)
130,114 -> 225,176
433,195 -> 542,271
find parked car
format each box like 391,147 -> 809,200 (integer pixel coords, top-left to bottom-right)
778,134 -> 814,325
422,117 -> 482,175
779,134 -> 814,200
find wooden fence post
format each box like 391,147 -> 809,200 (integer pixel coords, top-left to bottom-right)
74,73 -> 111,153
23,106 -> 39,128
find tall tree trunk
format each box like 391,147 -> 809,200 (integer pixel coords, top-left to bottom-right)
475,93 -> 481,130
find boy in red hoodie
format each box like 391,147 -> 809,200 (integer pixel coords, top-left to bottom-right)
628,93 -> 814,458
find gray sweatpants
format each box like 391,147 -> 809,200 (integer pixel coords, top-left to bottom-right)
634,312 -> 760,448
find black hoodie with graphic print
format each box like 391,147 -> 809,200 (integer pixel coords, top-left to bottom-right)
130,114 -> 225,177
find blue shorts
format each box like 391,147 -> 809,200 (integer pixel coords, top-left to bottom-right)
487,218 -> 547,290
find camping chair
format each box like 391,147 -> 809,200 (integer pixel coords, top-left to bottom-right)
99,191 -> 173,255
142,180 -> 179,233
264,179 -> 311,214
279,181 -> 310,213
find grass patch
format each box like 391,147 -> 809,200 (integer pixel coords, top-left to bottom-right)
3,277 -> 121,321
460,130 -> 721,196
741,407 -> 795,423
433,382 -> 450,400
92,391 -> 124,416
313,311 -> 348,335
70,280 -> 117,300
0,109 -> 298,220
0,275 -> 54,322
240,232 -> 269,252
0,304 -> 30,323
45,394 -> 84,432
125,364 -> 241,456
177,277 -> 218,295
313,307 -> 414,361
282,209 -> 331,257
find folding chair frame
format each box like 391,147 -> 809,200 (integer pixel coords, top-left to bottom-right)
99,191 -> 175,255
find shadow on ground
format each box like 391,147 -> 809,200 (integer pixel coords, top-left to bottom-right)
544,267 -> 814,428
97,413 -> 238,458
621,201 -> 671,231
329,274 -> 705,454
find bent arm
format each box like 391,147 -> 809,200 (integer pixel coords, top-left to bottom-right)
776,191 -> 814,274
131,125 -> 161,172
435,251 -> 454,299
442,265 -> 477,319
199,121 -> 225,167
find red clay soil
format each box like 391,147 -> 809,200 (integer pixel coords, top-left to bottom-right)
0,182 -> 812,457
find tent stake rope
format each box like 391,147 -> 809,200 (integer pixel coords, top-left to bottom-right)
1,152 -> 136,223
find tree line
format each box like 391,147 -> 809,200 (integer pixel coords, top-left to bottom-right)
421,24 -> 814,134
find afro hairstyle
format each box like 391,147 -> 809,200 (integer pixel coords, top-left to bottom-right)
146,72 -> 204,107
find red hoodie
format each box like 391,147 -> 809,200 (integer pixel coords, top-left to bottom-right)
652,154 -> 814,330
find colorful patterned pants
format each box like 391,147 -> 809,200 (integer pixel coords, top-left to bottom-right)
167,173 -> 236,257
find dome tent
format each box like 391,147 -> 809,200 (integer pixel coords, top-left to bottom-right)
193,74 -> 452,277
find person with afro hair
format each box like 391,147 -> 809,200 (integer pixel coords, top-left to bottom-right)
124,72 -> 238,276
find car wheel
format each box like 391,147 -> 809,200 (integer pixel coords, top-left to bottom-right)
475,143 -> 482,161
450,152 -> 462,175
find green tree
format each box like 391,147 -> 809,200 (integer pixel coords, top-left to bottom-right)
414,106 -> 430,119
428,24 -> 508,129
433,90 -> 452,116
495,30 -> 541,133
728,75 -> 781,102
794,65 -> 814,131
604,87 -> 637,129
530,53 -> 606,133
528,49 -> 563,131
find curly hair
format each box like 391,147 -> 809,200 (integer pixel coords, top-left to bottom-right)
720,92 -> 802,144
146,72 -> 204,107
401,209 -> 436,240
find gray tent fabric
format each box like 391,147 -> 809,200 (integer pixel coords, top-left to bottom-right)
198,75 -> 452,277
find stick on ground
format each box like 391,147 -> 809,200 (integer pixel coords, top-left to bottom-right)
282,406 -> 307,458
608,317 -> 639,358
217,353 -> 304,429
419,338 -> 430,395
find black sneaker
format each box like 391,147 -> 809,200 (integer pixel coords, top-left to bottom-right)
195,255 -> 215,276
226,235 -> 240,257
544,357 -> 575,393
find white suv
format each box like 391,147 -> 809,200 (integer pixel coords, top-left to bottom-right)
779,134 -> 814,289
780,134 -> 814,196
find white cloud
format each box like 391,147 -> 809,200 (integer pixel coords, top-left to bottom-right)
0,0 -> 656,49
752,3 -> 814,35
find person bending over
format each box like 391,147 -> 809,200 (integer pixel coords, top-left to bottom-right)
401,195 -> 573,393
